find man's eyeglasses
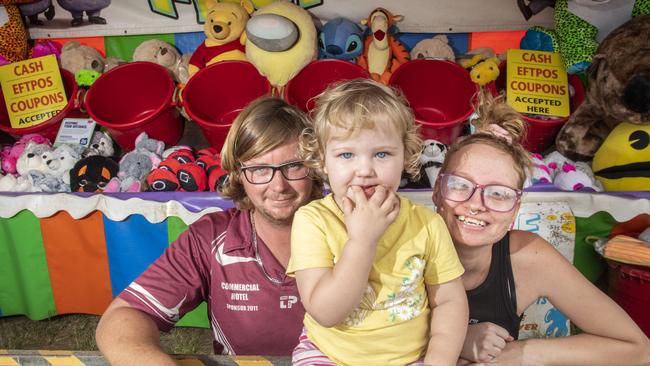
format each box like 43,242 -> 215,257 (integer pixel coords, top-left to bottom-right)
240,160 -> 308,184
438,173 -> 522,212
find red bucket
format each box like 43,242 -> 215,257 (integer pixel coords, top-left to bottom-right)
285,59 -> 370,113
182,61 -> 271,151
608,260 -> 650,337
0,69 -> 79,142
85,62 -> 182,151
494,63 -> 585,153
389,59 -> 478,145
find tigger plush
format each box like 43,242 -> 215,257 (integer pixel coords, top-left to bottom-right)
356,7 -> 409,85
0,0 -> 36,65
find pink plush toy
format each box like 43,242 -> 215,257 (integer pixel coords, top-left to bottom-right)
30,39 -> 62,60
553,161 -> 603,192
0,134 -> 51,175
525,152 -> 553,188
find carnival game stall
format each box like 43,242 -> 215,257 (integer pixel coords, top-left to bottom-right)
1,0 -> 649,344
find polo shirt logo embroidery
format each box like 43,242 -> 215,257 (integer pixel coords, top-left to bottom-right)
280,295 -> 298,309
212,232 -> 257,266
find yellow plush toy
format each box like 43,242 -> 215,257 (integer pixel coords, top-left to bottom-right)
245,0 -> 316,90
592,122 -> 650,191
459,54 -> 500,86
188,0 -> 254,78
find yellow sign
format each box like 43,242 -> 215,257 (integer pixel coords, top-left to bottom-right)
0,54 -> 67,129
506,49 -> 570,117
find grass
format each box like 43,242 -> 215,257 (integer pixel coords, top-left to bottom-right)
0,314 -> 213,354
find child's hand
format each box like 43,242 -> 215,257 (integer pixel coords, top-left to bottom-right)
460,322 -> 514,363
342,185 -> 400,245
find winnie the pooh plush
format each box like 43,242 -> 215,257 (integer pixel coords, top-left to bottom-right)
188,0 -> 254,78
555,14 -> 650,161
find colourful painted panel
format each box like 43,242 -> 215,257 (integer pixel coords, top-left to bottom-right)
49,36 -> 107,57
41,211 -> 113,315
0,211 -> 55,319
104,214 -> 169,297
105,34 -> 176,61
174,31 -> 205,55
470,30 -> 527,55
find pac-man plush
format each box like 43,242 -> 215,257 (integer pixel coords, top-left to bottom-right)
245,1 -> 317,89
592,122 -> 650,191
70,155 -> 119,192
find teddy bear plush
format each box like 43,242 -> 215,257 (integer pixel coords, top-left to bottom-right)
410,35 -> 455,62
555,14 -> 650,161
188,0 -> 253,79
133,39 -> 190,84
60,41 -> 106,76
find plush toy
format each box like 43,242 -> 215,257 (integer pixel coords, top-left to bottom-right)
467,56 -> 500,87
44,144 -> 80,185
60,41 -> 106,76
188,0 -> 253,79
15,141 -> 52,176
0,133 -> 51,175
56,0 -> 111,26
19,0 -> 54,26
318,17 -> 364,62
524,152 -> 553,187
410,35 -> 455,62
356,7 -> 409,85
134,39 -> 190,84
69,155 -> 118,192
0,0 -> 35,65
83,131 -> 114,157
420,139 -> 447,188
104,149 -> 160,192
30,39 -> 61,59
553,161 -> 602,191
555,14 -> 650,161
135,132 -> 165,157
592,122 -> 650,191
245,0 -> 317,89
28,170 -> 69,192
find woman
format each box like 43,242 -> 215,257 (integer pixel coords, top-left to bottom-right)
432,92 -> 650,365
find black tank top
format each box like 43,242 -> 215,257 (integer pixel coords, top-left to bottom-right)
466,233 -> 522,340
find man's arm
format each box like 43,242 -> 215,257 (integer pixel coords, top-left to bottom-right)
96,298 -> 177,366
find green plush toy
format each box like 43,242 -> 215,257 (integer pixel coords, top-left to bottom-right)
521,0 -> 649,74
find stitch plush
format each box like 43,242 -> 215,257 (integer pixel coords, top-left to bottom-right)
188,0 -> 253,78
318,17 -> 364,62
410,35 -> 455,62
555,14 -> 650,161
245,0 -> 317,89
356,7 -> 409,85
56,0 -> 111,27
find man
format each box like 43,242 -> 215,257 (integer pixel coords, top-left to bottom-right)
96,97 -> 322,365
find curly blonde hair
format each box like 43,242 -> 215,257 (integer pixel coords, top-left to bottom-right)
220,96 -> 323,209
300,78 -> 422,180
440,90 -> 532,188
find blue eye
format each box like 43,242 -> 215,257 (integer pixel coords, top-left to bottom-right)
339,152 -> 353,159
375,152 -> 388,158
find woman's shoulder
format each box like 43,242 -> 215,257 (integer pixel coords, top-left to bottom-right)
508,230 -> 568,268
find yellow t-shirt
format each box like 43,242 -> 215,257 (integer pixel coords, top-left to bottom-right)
287,194 -> 464,366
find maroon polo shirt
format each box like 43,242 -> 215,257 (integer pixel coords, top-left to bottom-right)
119,209 -> 304,355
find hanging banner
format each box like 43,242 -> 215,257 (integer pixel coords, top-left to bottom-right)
27,0 -> 554,39
0,55 -> 67,129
